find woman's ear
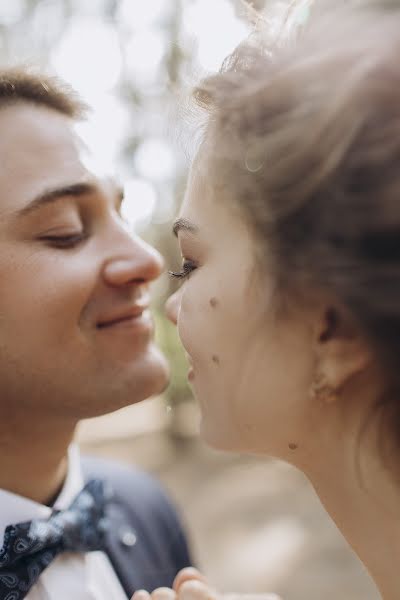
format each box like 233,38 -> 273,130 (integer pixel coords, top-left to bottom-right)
310,306 -> 372,402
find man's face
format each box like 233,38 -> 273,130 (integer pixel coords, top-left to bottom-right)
0,102 -> 169,423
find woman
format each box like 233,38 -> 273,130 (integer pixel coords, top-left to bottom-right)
139,3 -> 400,599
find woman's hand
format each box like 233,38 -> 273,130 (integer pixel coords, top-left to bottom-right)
131,567 -> 282,600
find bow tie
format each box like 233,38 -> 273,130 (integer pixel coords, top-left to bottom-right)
0,479 -> 112,600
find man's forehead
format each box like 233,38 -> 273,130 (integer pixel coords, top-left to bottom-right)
0,106 -> 124,223
0,103 -> 78,176
0,101 -> 74,143
0,102 -> 120,211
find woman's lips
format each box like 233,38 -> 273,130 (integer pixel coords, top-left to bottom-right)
185,352 -> 195,380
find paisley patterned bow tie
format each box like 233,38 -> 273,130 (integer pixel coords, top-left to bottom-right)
0,479 -> 112,600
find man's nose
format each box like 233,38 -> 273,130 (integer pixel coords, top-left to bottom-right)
165,289 -> 180,325
103,233 -> 164,287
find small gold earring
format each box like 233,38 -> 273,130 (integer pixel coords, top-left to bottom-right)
310,373 -> 337,403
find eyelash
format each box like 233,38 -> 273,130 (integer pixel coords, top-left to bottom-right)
169,259 -> 197,280
40,233 -> 87,249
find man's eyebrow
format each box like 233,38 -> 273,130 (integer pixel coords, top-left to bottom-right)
17,181 -> 124,217
173,218 -> 198,237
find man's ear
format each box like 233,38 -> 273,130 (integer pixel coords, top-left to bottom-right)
312,306 -> 372,397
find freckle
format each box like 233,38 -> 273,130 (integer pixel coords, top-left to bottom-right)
209,297 -> 218,308
288,443 -> 298,451
212,355 -> 220,365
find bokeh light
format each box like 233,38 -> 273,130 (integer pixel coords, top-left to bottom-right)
0,0 -> 25,26
74,92 -> 129,175
134,138 -> 176,182
121,178 -> 158,228
183,0 -> 249,72
116,0 -> 171,31
51,17 -> 122,96
126,30 -> 166,85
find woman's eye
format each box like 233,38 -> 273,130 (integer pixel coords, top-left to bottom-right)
40,232 -> 87,249
169,259 -> 197,280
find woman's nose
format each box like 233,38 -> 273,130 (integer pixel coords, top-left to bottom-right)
165,289 -> 180,325
103,235 -> 164,287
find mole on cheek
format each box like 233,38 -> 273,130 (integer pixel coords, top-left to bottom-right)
212,355 -> 220,365
288,443 -> 298,451
209,297 -> 218,308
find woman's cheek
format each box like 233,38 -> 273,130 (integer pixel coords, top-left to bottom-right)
177,282 -> 209,363
176,287 -> 196,356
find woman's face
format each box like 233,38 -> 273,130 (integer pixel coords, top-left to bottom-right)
166,156 -> 317,457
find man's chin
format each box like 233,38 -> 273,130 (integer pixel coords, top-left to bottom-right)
130,346 -> 171,401
140,354 -> 170,399
78,348 -> 171,419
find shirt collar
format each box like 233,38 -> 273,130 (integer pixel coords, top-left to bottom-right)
0,444 -> 83,547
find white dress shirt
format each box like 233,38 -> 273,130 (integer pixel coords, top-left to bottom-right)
0,445 -> 128,600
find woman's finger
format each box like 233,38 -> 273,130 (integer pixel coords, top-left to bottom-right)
151,587 -> 177,600
226,595 -> 282,600
178,580 -> 218,600
132,590 -> 151,600
173,568 -> 207,593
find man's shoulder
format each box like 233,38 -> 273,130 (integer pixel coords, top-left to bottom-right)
80,454 -> 192,594
81,454 -> 171,511
81,454 -> 160,490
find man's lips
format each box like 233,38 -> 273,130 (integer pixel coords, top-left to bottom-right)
96,303 -> 150,329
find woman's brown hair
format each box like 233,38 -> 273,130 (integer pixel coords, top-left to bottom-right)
193,4 -> 400,437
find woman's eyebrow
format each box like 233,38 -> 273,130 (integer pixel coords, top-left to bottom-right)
173,217 -> 199,237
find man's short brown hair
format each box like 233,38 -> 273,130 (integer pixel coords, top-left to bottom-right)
0,66 -> 87,118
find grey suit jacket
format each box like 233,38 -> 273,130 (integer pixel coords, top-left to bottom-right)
82,456 -> 192,598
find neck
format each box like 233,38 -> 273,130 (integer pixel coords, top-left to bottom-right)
0,417 -> 77,505
301,421 -> 400,599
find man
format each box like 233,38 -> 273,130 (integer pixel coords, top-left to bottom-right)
0,68 -> 191,599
